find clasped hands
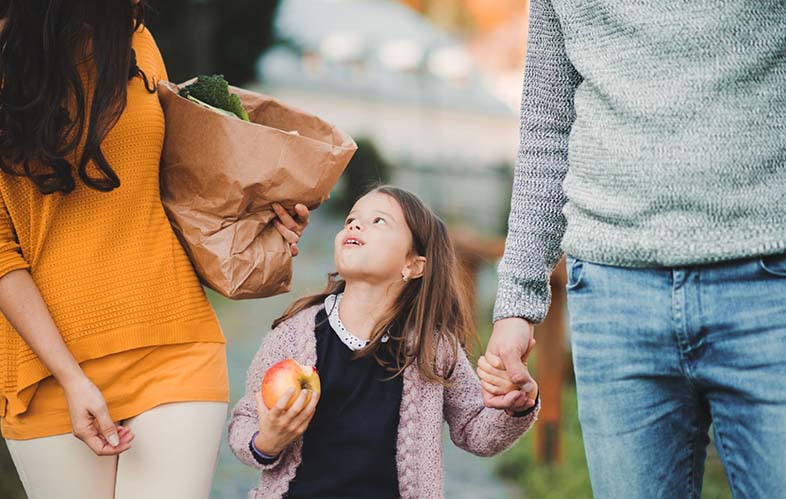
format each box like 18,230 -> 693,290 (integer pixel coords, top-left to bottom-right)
478,317 -> 539,415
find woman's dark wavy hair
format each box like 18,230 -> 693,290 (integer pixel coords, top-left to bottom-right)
0,0 -> 153,195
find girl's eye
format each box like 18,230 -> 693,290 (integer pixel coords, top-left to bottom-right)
373,217 -> 386,225
345,217 -> 354,225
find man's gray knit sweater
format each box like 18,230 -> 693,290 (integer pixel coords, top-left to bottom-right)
494,0 -> 786,324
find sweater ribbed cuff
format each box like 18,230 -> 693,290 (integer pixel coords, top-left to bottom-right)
493,275 -> 550,324
510,391 -> 540,418
249,431 -> 279,465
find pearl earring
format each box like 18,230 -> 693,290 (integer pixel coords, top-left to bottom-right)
402,274 -> 409,282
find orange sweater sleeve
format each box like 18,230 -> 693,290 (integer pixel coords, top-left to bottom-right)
0,191 -> 30,279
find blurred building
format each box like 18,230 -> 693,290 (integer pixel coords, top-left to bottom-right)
399,0 -> 528,35
400,0 -> 530,110
255,0 -> 525,235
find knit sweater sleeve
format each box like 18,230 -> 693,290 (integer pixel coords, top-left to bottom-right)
227,323 -> 295,471
0,191 -> 30,279
443,347 -> 539,457
493,0 -> 583,324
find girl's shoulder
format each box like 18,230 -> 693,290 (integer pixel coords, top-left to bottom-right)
256,304 -> 324,367
265,304 -> 325,344
276,303 -> 324,329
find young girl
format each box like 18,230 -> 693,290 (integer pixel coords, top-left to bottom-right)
228,186 -> 539,499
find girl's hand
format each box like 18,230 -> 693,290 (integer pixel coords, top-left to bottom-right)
272,203 -> 310,257
478,339 -> 538,413
63,377 -> 135,455
254,387 -> 320,456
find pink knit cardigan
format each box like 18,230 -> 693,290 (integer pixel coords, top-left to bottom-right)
227,305 -> 539,499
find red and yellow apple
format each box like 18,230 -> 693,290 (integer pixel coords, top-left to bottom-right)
261,359 -> 321,410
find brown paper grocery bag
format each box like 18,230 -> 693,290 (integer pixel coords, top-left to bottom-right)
158,80 -> 357,299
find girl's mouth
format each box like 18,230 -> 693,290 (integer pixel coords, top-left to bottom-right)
343,237 -> 364,247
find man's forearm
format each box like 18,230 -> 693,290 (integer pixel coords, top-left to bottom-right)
493,0 -> 582,324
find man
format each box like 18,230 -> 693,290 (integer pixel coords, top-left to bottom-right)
484,1 -> 786,497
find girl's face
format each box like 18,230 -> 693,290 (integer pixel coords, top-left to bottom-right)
334,192 -> 423,285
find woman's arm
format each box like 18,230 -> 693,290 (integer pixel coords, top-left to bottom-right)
0,193 -> 130,454
0,270 -> 82,389
0,270 -> 131,454
443,347 -> 539,457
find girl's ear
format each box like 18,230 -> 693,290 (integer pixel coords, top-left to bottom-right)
403,256 -> 427,280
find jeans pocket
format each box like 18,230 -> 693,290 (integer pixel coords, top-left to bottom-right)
566,255 -> 586,290
759,251 -> 786,277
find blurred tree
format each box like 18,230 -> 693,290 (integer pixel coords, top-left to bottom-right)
146,0 -> 281,84
329,138 -> 393,214
1,440 -> 24,499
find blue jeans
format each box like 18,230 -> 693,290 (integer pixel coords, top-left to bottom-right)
566,253 -> 786,499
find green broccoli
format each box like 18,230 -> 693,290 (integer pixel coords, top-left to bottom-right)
179,74 -> 250,121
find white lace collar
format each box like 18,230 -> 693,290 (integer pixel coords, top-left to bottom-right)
324,293 -> 388,351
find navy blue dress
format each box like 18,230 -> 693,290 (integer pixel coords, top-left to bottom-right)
287,308 -> 403,499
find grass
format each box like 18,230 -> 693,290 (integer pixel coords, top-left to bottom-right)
0,438 -> 25,499
497,385 -> 593,499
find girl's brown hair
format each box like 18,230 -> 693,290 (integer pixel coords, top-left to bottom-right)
272,185 -> 476,384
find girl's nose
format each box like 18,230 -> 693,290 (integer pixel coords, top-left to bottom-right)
349,220 -> 362,231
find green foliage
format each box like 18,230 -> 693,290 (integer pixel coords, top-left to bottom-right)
0,439 -> 24,499
328,138 -> 392,214
496,386 -> 593,499
212,0 -> 281,84
146,0 -> 281,84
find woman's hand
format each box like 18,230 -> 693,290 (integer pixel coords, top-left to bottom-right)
0,269 -> 133,455
272,203 -> 310,257
63,376 -> 135,455
477,339 -> 538,414
253,388 -> 319,456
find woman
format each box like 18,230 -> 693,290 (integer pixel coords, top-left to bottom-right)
0,1 -> 309,498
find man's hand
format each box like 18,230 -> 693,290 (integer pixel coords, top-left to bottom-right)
478,349 -> 538,414
482,317 -> 536,409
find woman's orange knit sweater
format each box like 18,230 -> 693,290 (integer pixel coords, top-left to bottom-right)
0,26 -> 228,438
